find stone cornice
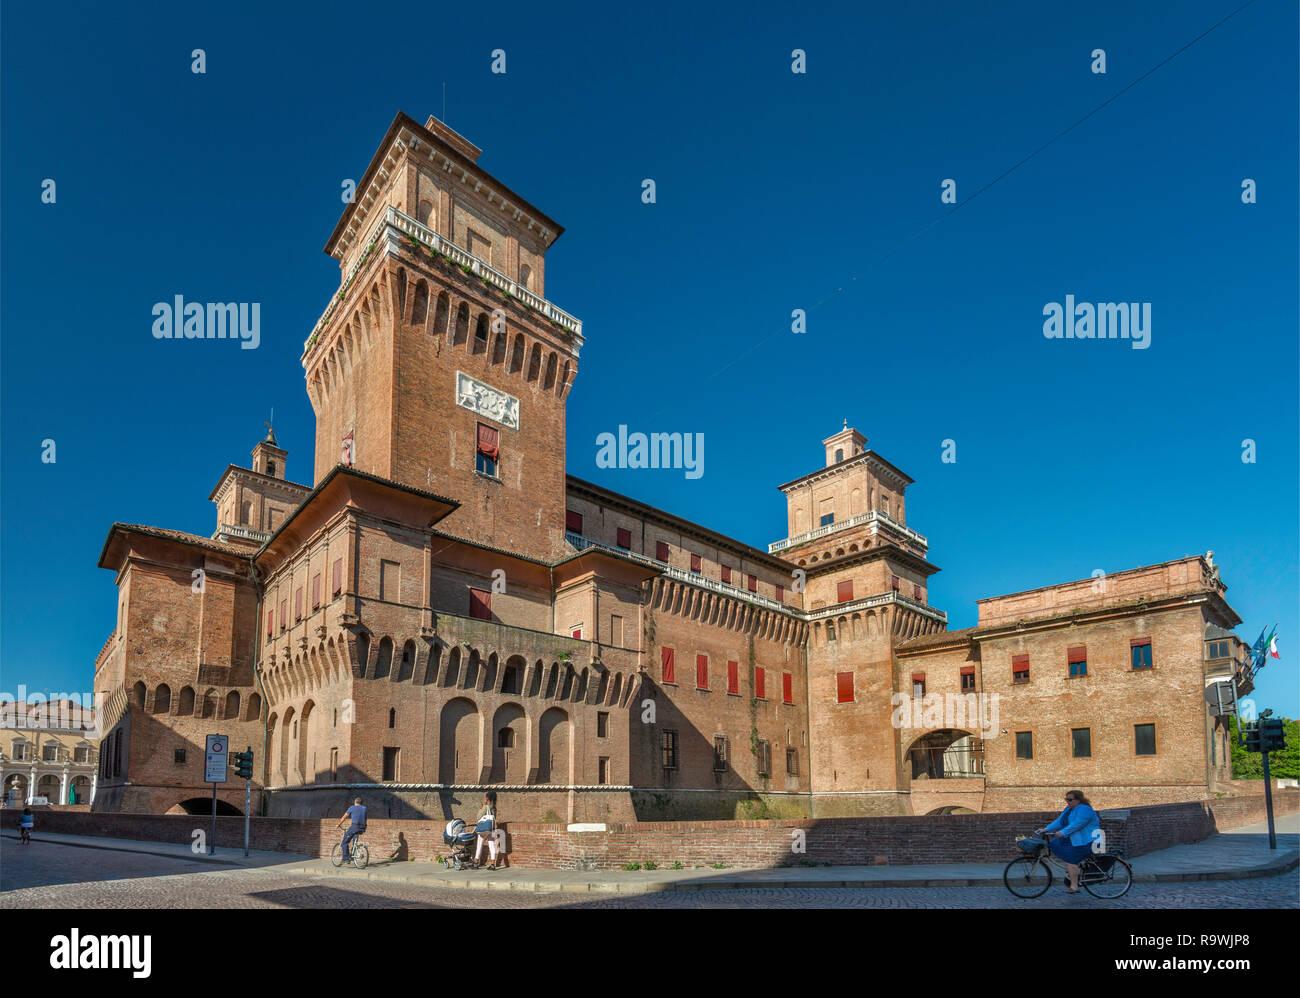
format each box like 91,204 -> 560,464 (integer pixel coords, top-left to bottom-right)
777,449 -> 914,493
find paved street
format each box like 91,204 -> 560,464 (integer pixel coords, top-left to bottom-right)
1,836 -> 1295,908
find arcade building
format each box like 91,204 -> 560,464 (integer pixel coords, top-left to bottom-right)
91,112 -> 1254,821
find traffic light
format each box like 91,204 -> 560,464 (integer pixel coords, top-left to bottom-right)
1244,723 -> 1262,753
1259,718 -> 1287,753
232,748 -> 254,780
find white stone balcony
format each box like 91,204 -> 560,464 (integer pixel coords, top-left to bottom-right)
303,206 -> 583,357
768,509 -> 928,553
803,591 -> 947,625
216,523 -> 272,544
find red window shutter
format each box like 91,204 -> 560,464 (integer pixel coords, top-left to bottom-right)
332,558 -> 343,596
661,647 -> 675,684
1067,646 -> 1087,664
747,574 -> 757,593
571,628 -> 582,639
721,566 -> 731,583
837,580 -> 854,602
312,574 -> 321,609
469,588 -> 491,620
279,600 -> 287,629
727,660 -> 739,694
837,671 -> 854,703
476,423 -> 499,460
912,672 -> 926,683
616,528 -> 631,548
782,672 -> 793,704
776,584 -> 784,602
266,611 -> 273,638
565,510 -> 583,533
294,588 -> 303,620
960,666 -> 976,676
656,541 -> 670,562
755,667 -> 766,700
914,584 -> 922,600
690,553 -> 701,572
891,575 -> 900,591
1012,654 -> 1030,678
696,654 -> 709,690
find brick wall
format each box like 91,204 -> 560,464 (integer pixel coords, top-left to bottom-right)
34,791 -> 1295,869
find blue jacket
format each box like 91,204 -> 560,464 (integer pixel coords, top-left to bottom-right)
1045,803 -> 1100,848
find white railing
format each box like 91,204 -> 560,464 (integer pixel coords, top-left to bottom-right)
768,509 -> 928,553
304,206 -> 584,356
804,590 -> 947,625
565,532 -> 787,613
217,523 -> 272,543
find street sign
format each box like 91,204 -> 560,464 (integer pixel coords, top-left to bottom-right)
1203,679 -> 1238,716
204,734 -> 228,783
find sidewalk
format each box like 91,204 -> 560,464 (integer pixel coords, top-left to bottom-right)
9,813 -> 1295,895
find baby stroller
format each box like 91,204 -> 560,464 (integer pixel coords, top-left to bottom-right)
443,818 -> 477,870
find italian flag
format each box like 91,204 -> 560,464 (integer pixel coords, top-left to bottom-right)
1268,629 -> 1280,659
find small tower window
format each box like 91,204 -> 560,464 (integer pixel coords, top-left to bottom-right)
835,448 -> 844,463
389,708 -> 396,729
267,460 -> 276,477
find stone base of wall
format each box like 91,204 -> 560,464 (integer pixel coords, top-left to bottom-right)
266,786 -> 636,824
808,793 -> 911,818
630,790 -> 813,821
981,784 -> 1214,812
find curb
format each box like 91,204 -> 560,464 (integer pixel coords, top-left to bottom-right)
277,850 -> 1299,894
2,832 -> 256,868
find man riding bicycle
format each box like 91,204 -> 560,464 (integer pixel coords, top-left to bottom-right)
1035,790 -> 1100,893
337,797 -> 367,862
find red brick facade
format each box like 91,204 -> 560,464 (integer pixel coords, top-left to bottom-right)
91,112 -> 1254,823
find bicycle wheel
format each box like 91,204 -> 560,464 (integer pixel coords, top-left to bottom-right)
331,843 -> 344,868
352,842 -> 369,869
1083,856 -> 1132,899
1004,857 -> 1052,898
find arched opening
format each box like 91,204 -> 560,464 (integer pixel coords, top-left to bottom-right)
509,334 -> 525,374
538,707 -> 570,784
178,686 -> 195,716
224,690 -> 240,720
473,313 -> 489,354
926,805 -> 978,815
411,279 -> 429,326
526,343 -> 541,382
438,698 -> 480,784
503,655 -> 525,695
246,692 -> 262,721
354,633 -> 370,675
396,639 -> 415,682
906,729 -> 984,780
173,797 -> 243,816
462,649 -> 480,690
280,706 -> 296,784
154,683 -> 171,715
434,292 -> 450,338
489,703 -> 526,783
519,262 -> 531,289
481,652 -> 499,693
298,701 -> 315,783
453,302 -> 469,348
424,644 -> 442,686
131,681 -> 146,708
543,352 -> 557,390
374,637 -> 393,680
442,646 -> 461,688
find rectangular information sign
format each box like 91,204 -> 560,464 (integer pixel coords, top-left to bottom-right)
204,734 -> 228,783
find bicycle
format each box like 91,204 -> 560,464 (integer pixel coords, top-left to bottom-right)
1004,833 -> 1132,899
331,831 -> 369,870
18,824 -> 31,844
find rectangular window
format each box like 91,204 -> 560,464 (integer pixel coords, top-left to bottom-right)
747,574 -> 757,593
311,574 -> 321,610
914,584 -> 923,601
656,541 -> 670,562
382,747 -> 399,781
571,627 -> 583,639
468,588 -> 491,621
820,513 -> 835,526
661,730 -> 677,769
42,744 -> 58,761
786,747 -> 799,775
1068,645 -> 1088,677
266,610 -> 273,639
1015,731 -> 1033,760
475,451 -> 497,476
1012,654 -> 1030,684
836,671 -> 854,703
713,735 -> 728,772
727,660 -> 739,695
775,584 -> 784,602
332,558 -> 343,597
598,757 -> 609,785
891,575 -> 900,591
696,654 -> 709,690
1072,728 -> 1091,758
960,667 -> 976,691
497,728 -> 515,748
757,740 -> 771,776
616,527 -> 632,549
610,615 -> 624,646
379,560 -> 400,602
782,672 -> 793,704
755,667 -> 766,700
174,749 -> 186,765
1131,639 -> 1153,670
330,748 -> 338,780
294,587 -> 304,620
721,565 -> 732,583
565,509 -> 583,533
597,712 -> 608,738
661,646 -> 675,684
476,423 -> 499,474
279,599 -> 287,631
912,672 -> 925,697
690,553 -> 701,573
1135,723 -> 1157,755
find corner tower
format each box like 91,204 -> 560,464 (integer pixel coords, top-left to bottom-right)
300,112 -> 584,561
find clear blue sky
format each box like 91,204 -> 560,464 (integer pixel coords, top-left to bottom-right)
2,0 -> 1296,715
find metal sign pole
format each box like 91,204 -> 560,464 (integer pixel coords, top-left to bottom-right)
210,782 -> 217,856
1261,748 -> 1277,849
244,776 -> 251,857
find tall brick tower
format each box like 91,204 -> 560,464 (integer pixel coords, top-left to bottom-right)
301,113 -> 584,561
773,423 -> 946,814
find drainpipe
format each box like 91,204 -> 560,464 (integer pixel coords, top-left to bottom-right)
250,559 -> 271,816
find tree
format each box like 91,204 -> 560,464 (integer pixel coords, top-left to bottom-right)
1230,715 -> 1299,780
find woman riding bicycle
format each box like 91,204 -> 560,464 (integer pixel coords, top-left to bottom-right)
1035,790 -> 1100,894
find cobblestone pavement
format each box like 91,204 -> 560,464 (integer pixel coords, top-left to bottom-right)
2,839 -> 1296,908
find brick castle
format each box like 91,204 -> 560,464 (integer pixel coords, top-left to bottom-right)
91,112 -> 1253,822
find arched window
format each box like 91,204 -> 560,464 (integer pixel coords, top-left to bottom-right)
519,263 -> 531,289
225,690 -> 240,720
389,708 -> 396,729
178,686 -> 195,715
131,681 -> 146,707
154,683 -> 171,715
473,314 -> 489,354
835,448 -> 844,463
247,692 -> 262,721
411,279 -> 429,326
